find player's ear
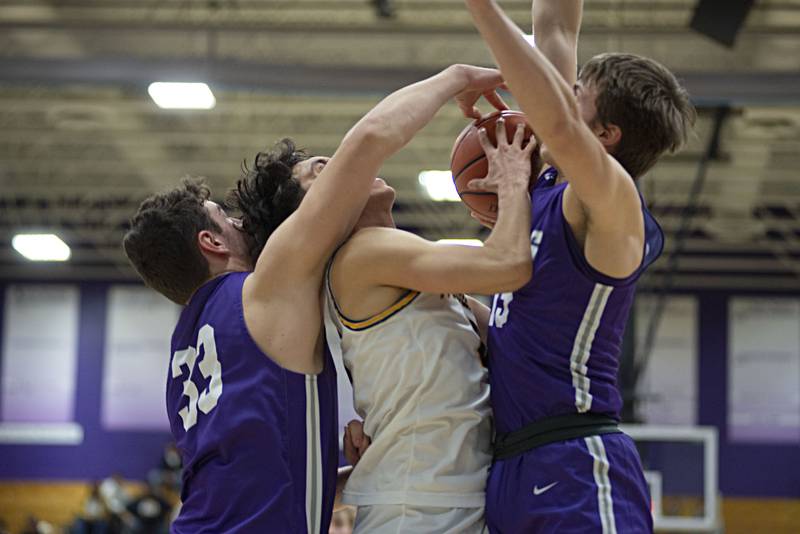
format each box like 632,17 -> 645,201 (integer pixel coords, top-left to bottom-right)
311,158 -> 329,178
594,122 -> 622,153
197,230 -> 229,256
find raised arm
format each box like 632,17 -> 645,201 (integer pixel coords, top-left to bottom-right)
252,65 -> 507,293
466,296 -> 490,344
333,120 -> 535,297
532,0 -> 583,86
464,1 -> 638,227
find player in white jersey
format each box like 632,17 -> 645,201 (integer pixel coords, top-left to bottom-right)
325,120 -> 537,533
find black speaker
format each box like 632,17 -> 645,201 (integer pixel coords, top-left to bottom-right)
690,0 -> 755,48
373,0 -> 394,19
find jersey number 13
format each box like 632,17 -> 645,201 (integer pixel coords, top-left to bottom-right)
490,230 -> 543,329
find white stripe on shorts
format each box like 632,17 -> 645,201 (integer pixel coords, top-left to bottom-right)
585,435 -> 617,534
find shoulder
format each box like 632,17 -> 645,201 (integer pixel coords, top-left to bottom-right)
562,158 -> 641,228
335,227 -> 418,266
342,226 -> 411,247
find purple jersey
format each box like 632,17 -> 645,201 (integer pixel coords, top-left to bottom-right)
488,168 -> 663,434
167,272 -> 338,533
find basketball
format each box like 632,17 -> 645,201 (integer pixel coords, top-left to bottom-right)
450,110 -> 535,221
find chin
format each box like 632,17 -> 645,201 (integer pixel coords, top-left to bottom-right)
539,146 -> 555,167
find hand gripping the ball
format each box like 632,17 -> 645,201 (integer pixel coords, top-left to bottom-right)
467,119 -> 538,196
451,64 -> 510,120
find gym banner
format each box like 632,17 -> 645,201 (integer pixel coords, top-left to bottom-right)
2,285 -> 80,423
729,297 -> 800,443
635,295 -> 699,425
101,285 -> 179,430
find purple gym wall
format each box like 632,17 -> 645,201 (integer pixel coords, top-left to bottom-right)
0,282 -> 171,480
0,282 -> 798,498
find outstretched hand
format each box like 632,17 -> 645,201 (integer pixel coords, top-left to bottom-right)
343,419 -> 371,466
467,118 -> 537,195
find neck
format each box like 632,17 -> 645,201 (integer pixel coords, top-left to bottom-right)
352,209 -> 395,234
208,257 -> 251,278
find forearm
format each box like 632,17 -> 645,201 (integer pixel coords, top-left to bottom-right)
483,181 -> 532,268
257,66 -> 479,281
334,465 -> 353,511
466,296 -> 490,344
466,0 -> 581,142
449,183 -> 532,292
533,0 -> 583,85
354,65 -> 472,157
533,0 -> 582,35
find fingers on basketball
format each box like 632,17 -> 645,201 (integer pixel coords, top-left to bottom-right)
477,127 -> 493,153
513,123 -> 526,147
495,117 -> 507,145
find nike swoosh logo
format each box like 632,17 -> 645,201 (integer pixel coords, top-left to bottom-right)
533,481 -> 559,495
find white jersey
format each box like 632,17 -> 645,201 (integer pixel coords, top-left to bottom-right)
324,270 -> 492,509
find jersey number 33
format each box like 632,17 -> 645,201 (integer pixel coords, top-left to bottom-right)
172,324 -> 224,431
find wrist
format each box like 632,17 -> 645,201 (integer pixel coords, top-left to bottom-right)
443,64 -> 469,88
497,177 -> 530,195
465,0 -> 494,14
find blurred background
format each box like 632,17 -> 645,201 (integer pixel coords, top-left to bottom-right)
0,0 -> 798,532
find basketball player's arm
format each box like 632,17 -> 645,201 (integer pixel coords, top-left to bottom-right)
465,1 -> 642,256
466,296 -> 490,343
454,1 -> 581,123
251,65 -> 508,291
334,466 -> 352,511
533,0 -> 582,86
334,123 -> 534,296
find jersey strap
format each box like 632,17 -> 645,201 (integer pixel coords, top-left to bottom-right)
336,290 -> 419,331
325,260 -> 419,332
532,166 -> 559,190
493,413 -> 621,460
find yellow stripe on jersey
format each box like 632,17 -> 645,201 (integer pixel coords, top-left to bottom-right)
338,290 -> 420,331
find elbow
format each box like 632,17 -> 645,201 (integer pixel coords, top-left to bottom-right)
492,255 -> 532,293
347,116 -> 404,154
509,256 -> 533,290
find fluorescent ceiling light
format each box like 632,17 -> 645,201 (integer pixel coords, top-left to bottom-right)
437,239 -> 483,247
148,82 -> 216,110
12,234 -> 71,261
418,170 -> 460,202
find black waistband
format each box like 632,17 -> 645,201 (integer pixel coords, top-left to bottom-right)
493,413 -> 621,460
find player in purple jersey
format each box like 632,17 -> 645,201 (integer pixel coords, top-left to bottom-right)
122,64 -> 507,533
463,1 -> 696,532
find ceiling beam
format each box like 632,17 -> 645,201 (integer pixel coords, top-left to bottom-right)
1,58 -> 800,104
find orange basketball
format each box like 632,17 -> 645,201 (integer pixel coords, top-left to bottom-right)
450,110 -> 535,221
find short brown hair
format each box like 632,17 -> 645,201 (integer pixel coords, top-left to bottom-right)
123,179 -> 220,304
579,53 -> 696,178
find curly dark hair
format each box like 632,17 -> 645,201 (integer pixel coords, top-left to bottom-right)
123,178 -> 220,304
226,138 -> 310,264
